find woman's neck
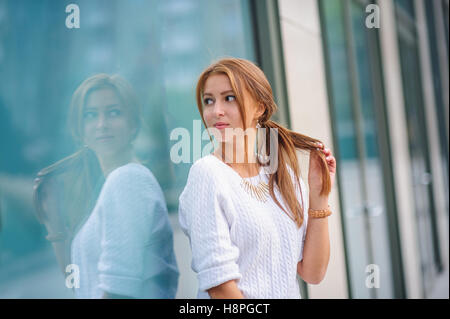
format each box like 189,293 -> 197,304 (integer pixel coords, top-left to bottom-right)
214,135 -> 261,178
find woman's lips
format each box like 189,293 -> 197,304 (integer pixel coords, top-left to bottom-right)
96,136 -> 114,142
214,123 -> 229,130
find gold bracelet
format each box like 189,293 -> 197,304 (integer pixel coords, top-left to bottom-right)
308,205 -> 332,218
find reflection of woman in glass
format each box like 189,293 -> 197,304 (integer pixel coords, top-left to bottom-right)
179,58 -> 336,298
35,74 -> 178,298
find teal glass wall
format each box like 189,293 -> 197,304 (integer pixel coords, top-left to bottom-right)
0,0 -> 256,297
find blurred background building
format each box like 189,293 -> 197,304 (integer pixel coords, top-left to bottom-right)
0,0 -> 448,298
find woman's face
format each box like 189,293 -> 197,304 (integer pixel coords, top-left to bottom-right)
82,88 -> 136,159
202,73 -> 261,144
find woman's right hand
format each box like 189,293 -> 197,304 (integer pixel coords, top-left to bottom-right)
308,142 -> 336,198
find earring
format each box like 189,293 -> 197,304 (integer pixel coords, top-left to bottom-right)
255,121 -> 262,158
255,121 -> 270,164
254,121 -> 259,157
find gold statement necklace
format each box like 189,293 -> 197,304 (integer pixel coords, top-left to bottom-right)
215,152 -> 270,202
240,169 -> 270,202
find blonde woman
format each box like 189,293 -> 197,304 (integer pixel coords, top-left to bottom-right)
35,74 -> 179,298
178,58 -> 336,299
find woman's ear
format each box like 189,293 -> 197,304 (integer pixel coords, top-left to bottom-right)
256,103 -> 265,119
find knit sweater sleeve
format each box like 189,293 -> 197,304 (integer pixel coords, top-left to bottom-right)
178,160 -> 242,292
96,165 -> 165,298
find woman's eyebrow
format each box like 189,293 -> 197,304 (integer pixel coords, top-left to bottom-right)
203,90 -> 234,96
84,104 -> 121,111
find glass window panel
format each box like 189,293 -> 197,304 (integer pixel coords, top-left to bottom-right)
349,0 -> 394,298
0,0 -> 256,298
395,0 -> 415,19
397,31 -> 440,297
321,0 -> 370,298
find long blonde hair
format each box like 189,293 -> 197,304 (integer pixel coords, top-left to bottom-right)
33,147 -> 101,234
196,58 -> 331,227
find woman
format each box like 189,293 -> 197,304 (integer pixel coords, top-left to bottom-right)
178,58 -> 336,299
34,73 -> 179,298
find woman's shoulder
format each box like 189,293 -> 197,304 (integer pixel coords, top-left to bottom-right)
186,154 -> 224,183
179,155 -> 229,223
104,162 -> 161,193
191,154 -> 221,170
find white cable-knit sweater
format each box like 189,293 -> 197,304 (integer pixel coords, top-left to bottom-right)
71,163 -> 179,298
178,154 -> 309,299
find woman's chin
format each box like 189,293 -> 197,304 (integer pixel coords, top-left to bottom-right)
92,145 -> 121,159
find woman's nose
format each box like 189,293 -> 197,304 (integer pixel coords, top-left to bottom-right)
96,113 -> 107,129
214,102 -> 225,117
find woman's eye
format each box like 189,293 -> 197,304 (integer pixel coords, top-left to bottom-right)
225,95 -> 236,102
109,109 -> 121,117
83,112 -> 97,119
203,98 -> 214,105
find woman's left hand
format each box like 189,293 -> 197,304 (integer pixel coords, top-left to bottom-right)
308,142 -> 336,198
